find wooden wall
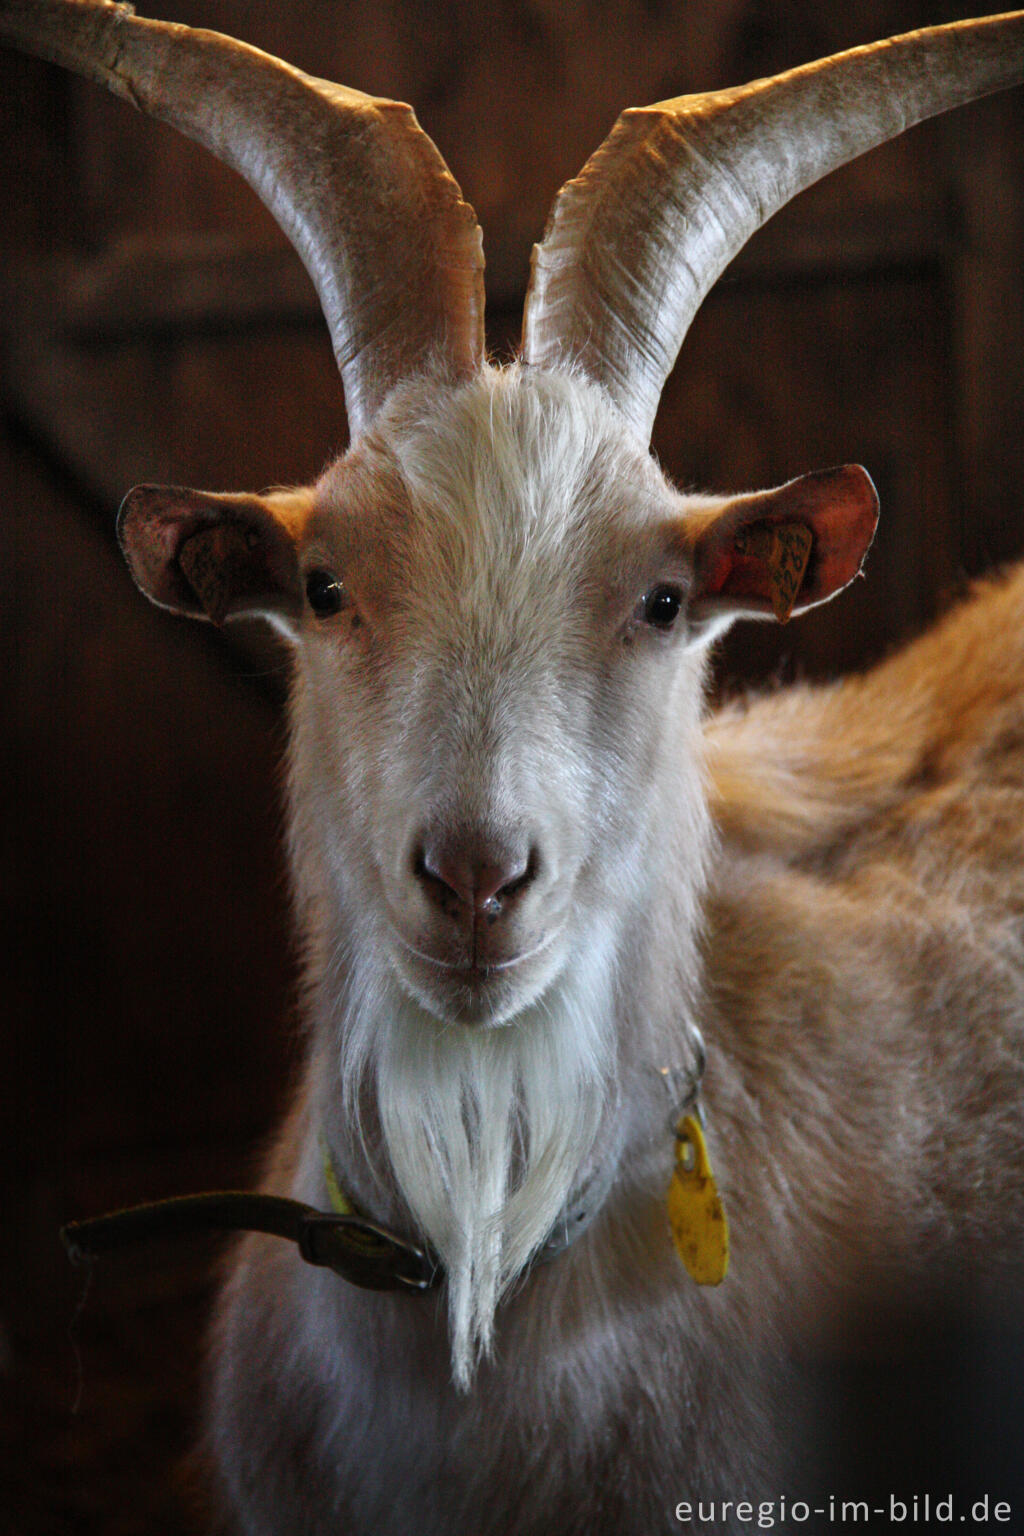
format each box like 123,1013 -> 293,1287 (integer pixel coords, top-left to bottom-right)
2,3 -> 1022,1529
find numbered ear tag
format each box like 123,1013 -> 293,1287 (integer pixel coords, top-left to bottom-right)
735,520 -> 814,623
667,1113 -> 729,1285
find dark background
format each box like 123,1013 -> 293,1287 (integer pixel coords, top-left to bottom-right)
2,2 -> 1023,1530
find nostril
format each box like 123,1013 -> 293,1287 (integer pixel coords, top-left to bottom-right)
475,854 -> 528,909
413,837 -> 540,916
499,845 -> 539,901
414,842 -> 474,912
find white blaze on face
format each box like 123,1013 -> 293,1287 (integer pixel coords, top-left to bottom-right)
338,922 -> 619,1388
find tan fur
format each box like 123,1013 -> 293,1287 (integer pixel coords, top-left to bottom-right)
708,566 -> 1024,867
704,566 -> 1024,1314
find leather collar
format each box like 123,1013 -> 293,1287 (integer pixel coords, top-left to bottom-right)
62,1063 -> 705,1296
61,1132 -> 622,1296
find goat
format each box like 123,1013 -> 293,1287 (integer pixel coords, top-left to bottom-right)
5,2 -> 1024,1531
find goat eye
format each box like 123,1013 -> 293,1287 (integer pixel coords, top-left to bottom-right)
305,569 -> 346,617
642,585 -> 682,630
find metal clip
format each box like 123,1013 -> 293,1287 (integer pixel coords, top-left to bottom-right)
658,1030 -> 707,1132
297,1214 -> 438,1292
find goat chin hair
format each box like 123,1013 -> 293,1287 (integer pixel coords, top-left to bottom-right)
336,921 -> 622,1388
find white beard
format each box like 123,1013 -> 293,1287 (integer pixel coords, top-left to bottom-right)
337,929 -> 619,1388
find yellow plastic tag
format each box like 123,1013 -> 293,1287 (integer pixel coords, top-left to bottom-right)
667,1113 -> 729,1285
735,520 -> 814,623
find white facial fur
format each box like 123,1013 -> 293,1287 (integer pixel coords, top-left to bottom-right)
285,365 -> 714,1380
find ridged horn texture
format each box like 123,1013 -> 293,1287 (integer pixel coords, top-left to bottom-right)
523,12 -> 1024,444
0,0 -> 485,439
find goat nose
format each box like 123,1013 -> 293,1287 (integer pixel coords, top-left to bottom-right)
416,837 -> 536,917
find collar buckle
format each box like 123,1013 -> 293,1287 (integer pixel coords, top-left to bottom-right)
297,1212 -> 439,1292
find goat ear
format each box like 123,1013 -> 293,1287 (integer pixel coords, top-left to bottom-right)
117,484 -> 309,628
682,465 -> 879,630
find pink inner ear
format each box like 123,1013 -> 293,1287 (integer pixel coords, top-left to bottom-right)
700,544 -> 769,606
806,478 -> 880,601
694,465 -> 879,618
118,484 -> 301,622
118,485 -> 211,614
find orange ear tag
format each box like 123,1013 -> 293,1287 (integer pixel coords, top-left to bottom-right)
735,520 -> 814,623
667,1113 -> 729,1285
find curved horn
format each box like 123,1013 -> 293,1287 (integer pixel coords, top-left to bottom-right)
0,0 -> 485,439
523,12 -> 1024,444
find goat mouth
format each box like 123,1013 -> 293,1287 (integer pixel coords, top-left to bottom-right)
393,926 -> 562,977
388,923 -> 569,1027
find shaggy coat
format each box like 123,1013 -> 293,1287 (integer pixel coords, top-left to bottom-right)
204,368 -> 1024,1535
